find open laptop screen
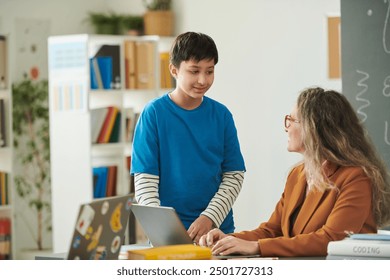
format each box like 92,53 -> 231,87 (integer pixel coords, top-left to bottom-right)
131,204 -> 193,247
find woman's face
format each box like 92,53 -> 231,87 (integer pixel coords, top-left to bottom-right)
285,106 -> 305,153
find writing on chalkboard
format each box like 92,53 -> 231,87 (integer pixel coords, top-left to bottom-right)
355,69 -> 390,147
384,76 -> 390,97
383,0 -> 390,53
355,70 -> 370,122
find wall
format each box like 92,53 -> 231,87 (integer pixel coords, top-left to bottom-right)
1,0 -> 342,249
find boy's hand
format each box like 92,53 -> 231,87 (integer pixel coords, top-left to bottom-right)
187,215 -> 214,244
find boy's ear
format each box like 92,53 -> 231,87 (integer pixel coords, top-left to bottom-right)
169,63 -> 178,78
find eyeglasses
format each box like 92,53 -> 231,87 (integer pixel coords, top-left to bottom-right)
284,115 -> 300,129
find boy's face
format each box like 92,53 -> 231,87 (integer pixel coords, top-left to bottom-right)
170,58 -> 215,100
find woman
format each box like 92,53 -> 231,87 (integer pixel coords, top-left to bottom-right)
199,87 -> 390,257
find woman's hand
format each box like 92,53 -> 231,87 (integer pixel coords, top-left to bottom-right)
210,235 -> 260,256
198,228 -> 227,247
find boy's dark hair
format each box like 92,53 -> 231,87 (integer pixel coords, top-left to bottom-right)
170,32 -> 219,67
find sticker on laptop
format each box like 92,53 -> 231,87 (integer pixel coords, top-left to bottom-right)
76,204 -> 95,235
110,202 -> 123,233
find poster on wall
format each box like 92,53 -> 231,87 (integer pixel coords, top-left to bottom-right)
48,35 -> 88,113
14,18 -> 50,81
327,15 -> 341,79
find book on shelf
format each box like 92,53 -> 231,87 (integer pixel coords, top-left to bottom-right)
91,107 -> 109,144
127,244 -> 212,260
126,156 -> 134,193
0,172 -> 8,205
124,40 -> 137,89
93,166 -> 109,198
135,41 -> 155,89
105,165 -> 117,197
0,99 -> 6,147
124,108 -> 137,142
124,110 -> 140,143
327,233 -> 390,258
160,52 -> 174,89
0,35 -> 7,90
90,57 -> 112,90
90,57 -> 103,89
108,111 -> 121,143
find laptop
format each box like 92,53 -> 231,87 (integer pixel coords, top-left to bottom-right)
67,194 -> 133,260
130,204 -> 193,247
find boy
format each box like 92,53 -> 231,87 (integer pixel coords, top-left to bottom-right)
131,32 -> 246,243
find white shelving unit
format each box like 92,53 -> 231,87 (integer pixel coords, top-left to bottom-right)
48,34 -> 174,253
0,34 -> 15,259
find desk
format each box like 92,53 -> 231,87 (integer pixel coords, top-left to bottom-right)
35,246 -> 327,260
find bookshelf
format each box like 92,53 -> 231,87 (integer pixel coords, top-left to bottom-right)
48,34 -> 174,253
0,34 -> 15,259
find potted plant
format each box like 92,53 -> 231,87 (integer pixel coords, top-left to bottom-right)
121,15 -> 144,35
143,0 -> 174,36
12,78 -> 51,252
86,12 -> 122,35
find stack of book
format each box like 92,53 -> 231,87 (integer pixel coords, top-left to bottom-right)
326,231 -> 390,260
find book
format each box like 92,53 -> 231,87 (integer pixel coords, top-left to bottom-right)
108,111 -> 121,143
124,40 -> 137,89
0,35 -> 6,89
90,58 -> 103,89
349,233 -> 390,241
97,57 -> 113,90
127,244 -> 212,260
135,41 -> 155,89
160,52 -> 173,89
126,156 -> 134,193
326,254 -> 390,260
92,166 -> 109,198
91,107 -> 109,144
105,165 -> 117,197
0,172 -> 8,205
0,99 -> 5,147
90,57 -> 113,90
327,237 -> 390,257
124,108 -> 136,142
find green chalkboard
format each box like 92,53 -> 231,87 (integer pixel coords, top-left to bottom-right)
341,0 -> 390,169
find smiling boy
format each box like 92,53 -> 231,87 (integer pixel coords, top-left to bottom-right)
131,32 -> 246,243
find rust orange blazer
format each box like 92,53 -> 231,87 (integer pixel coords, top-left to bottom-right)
232,161 -> 376,257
